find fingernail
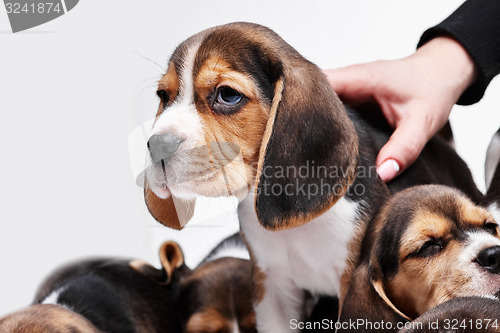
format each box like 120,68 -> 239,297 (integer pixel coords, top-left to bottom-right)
377,159 -> 400,182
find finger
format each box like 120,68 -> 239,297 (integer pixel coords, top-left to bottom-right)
376,119 -> 432,182
324,65 -> 376,104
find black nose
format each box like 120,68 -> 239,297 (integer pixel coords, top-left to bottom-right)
476,246 -> 500,274
147,134 -> 183,164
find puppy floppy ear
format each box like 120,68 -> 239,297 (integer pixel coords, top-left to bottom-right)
255,62 -> 358,230
339,263 -> 410,331
144,182 -> 196,230
370,275 -> 411,321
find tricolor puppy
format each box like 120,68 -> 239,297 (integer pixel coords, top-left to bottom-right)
178,233 -> 256,333
340,185 -> 500,332
400,297 -> 500,333
0,241 -> 187,333
144,22 -> 481,332
0,236 -> 257,333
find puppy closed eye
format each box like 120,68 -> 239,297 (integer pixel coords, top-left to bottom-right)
211,86 -> 246,115
411,239 -> 444,258
483,222 -> 499,235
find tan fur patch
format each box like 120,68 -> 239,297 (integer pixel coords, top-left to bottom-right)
192,56 -> 270,196
458,197 -> 495,227
387,239 -> 466,319
399,211 -> 451,260
0,304 -> 102,332
128,259 -> 161,279
156,62 -> 179,117
186,308 -> 230,333
195,56 -> 260,103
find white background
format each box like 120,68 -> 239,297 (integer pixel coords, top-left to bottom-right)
0,0 -> 499,317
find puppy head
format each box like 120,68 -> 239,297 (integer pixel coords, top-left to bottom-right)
177,257 -> 256,333
370,185 -> 500,319
145,22 -> 358,230
0,304 -> 103,333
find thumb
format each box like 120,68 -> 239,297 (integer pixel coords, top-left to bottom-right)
376,119 -> 431,182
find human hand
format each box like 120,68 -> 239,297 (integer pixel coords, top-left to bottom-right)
325,37 -> 476,182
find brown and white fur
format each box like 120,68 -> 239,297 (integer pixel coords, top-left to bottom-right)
340,185 -> 500,332
143,22 -> 481,332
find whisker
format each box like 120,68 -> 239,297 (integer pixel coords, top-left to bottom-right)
131,49 -> 166,72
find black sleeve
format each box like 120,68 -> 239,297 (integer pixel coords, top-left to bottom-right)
417,0 -> 500,105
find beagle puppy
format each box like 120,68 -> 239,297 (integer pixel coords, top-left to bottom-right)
0,235 -> 257,333
400,297 -> 500,333
0,241 -> 187,333
178,233 -> 256,333
340,185 -> 500,332
144,22 -> 481,332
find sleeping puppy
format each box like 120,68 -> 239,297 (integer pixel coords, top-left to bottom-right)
0,235 -> 257,333
0,241 -> 187,333
143,22 -> 481,332
0,236 -> 257,333
178,233 -> 257,333
340,185 -> 499,332
399,297 -> 500,333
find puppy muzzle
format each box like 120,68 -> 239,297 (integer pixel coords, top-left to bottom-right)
147,133 -> 184,164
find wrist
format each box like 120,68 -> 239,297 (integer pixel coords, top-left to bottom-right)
412,36 -> 477,102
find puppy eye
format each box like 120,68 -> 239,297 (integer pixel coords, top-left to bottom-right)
210,86 -> 246,115
216,86 -> 243,105
484,222 -> 498,235
157,90 -> 169,104
415,239 -> 443,257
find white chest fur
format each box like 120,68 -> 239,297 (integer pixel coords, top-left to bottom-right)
489,203 -> 500,224
239,193 -> 361,296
